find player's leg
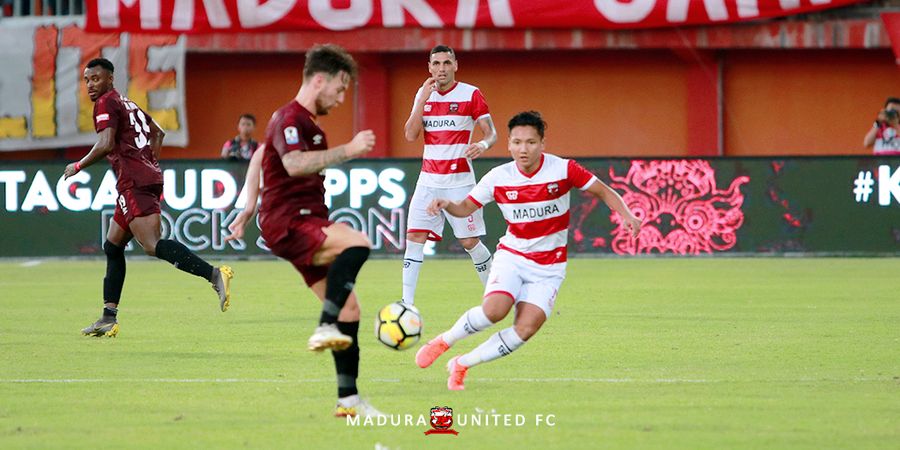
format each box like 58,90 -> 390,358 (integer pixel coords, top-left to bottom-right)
458,236 -> 491,286
82,217 -> 132,337
415,297 -> 503,368
447,280 -> 557,390
402,231 -> 428,305
416,258 -> 520,368
446,185 -> 492,286
306,280 -> 381,417
402,185 -> 443,305
130,208 -> 233,312
306,222 -> 372,351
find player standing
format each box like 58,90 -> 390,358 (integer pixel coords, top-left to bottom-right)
415,111 -> 642,390
225,44 -> 382,417
64,58 -> 233,338
401,45 -> 498,305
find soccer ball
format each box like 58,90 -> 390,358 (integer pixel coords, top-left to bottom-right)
375,302 -> 422,350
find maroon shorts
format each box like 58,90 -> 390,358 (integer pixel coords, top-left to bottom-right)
266,215 -> 333,287
113,184 -> 162,230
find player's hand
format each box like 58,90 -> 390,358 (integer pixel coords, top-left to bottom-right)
347,130 -> 376,157
421,77 -> 436,95
225,211 -> 252,242
622,214 -> 642,239
464,141 -> 488,159
64,163 -> 79,179
426,199 -> 450,216
877,110 -> 887,124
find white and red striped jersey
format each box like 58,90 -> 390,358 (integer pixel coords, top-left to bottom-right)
413,81 -> 490,187
467,154 -> 598,271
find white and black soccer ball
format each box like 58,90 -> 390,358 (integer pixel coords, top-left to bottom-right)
374,301 -> 422,351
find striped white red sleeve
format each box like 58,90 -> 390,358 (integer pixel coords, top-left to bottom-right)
568,159 -> 598,190
468,169 -> 496,207
470,89 -> 490,121
410,87 -> 424,114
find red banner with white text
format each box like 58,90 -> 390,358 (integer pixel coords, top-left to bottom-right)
85,0 -> 867,34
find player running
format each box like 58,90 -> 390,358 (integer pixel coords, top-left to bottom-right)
225,44 -> 383,417
64,58 -> 232,338
415,111 -> 642,390
401,45 -> 498,305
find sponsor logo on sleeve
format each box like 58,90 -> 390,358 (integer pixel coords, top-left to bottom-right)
284,126 -> 299,145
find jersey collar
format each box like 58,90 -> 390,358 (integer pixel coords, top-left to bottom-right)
517,153 -> 545,178
437,81 -> 459,96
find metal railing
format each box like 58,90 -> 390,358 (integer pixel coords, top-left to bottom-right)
2,0 -> 84,17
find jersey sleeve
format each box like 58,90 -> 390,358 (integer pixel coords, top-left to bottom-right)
410,87 -> 425,114
470,89 -> 490,121
467,168 -> 497,208
568,159 -> 598,191
270,114 -> 307,158
93,96 -> 119,133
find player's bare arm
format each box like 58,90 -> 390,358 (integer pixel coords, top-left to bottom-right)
404,78 -> 436,142
225,145 -> 265,242
148,117 -> 166,160
281,130 -> 375,177
587,179 -> 641,238
464,115 -> 498,159
426,197 -> 479,218
64,127 -> 115,179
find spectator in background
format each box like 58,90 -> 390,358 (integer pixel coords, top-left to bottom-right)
864,97 -> 900,155
221,113 -> 258,160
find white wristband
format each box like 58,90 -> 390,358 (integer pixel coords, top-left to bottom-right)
475,140 -> 489,150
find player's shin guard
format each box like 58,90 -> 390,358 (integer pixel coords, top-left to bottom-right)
331,321 -> 360,398
154,239 -> 214,281
402,240 -> 425,304
103,240 -> 126,305
441,306 -> 494,346
458,327 -> 525,368
320,247 -> 370,324
465,241 -> 492,286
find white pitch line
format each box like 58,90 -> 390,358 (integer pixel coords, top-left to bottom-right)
0,377 -> 892,384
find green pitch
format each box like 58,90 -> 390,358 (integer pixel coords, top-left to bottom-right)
1,258 -> 898,449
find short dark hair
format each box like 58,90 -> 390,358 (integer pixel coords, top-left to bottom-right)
303,44 -> 357,80
885,97 -> 900,107
86,58 -> 115,73
430,45 -> 455,60
508,111 -> 547,138
239,113 -> 256,124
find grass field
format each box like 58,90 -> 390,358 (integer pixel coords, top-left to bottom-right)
1,258 -> 898,449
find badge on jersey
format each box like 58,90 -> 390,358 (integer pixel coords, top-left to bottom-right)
95,113 -> 109,123
284,126 -> 300,145
312,134 -> 323,145
424,104 -> 432,112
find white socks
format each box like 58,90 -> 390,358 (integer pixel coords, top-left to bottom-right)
404,240 -> 491,304
458,327 -> 525,368
441,306 -> 494,345
465,241 -> 492,286
402,240 -> 425,304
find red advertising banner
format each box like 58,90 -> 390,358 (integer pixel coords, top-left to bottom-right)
85,0 -> 866,34
0,18 -> 188,151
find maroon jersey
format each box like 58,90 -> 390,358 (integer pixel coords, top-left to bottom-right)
259,100 -> 330,244
93,89 -> 163,192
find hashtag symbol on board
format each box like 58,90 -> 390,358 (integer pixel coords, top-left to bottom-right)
853,171 -> 875,203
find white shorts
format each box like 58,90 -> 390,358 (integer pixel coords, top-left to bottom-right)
407,184 -> 486,241
482,250 -> 565,318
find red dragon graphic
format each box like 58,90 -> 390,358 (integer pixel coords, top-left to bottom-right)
607,160 -> 750,255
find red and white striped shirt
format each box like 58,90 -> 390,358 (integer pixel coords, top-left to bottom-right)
414,81 -> 490,187
468,154 -> 597,271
